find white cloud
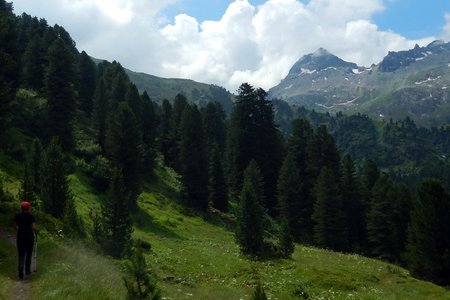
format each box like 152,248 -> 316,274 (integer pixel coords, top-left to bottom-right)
442,13 -> 450,40
11,0 -> 441,92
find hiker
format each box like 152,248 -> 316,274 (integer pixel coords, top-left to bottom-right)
13,201 -> 37,279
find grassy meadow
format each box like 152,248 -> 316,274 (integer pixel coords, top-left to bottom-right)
0,161 -> 449,299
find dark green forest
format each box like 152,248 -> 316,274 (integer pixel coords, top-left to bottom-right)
1,0 -> 449,292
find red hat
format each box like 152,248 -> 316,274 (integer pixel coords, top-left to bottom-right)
20,201 -> 31,211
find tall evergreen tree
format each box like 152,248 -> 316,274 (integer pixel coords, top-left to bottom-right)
226,83 -> 283,215
340,154 -> 364,251
179,105 -> 209,210
312,167 -> 348,251
235,160 -> 267,256
140,92 -> 157,178
0,0 -> 19,146
106,102 -> 142,208
93,78 -> 109,150
203,101 -> 226,154
366,173 -> 397,260
407,179 -> 450,286
123,246 -> 161,300
208,143 -> 228,212
278,217 -> 295,258
95,169 -> 133,258
21,35 -> 44,90
288,119 -> 315,243
44,38 -> 76,150
77,50 -> 97,114
166,94 -> 189,171
158,99 -> 174,167
40,138 -> 71,218
276,151 -> 302,240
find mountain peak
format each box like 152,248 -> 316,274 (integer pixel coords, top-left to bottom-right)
288,49 -> 358,76
312,48 -> 332,57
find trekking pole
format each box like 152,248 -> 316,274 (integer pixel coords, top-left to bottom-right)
33,231 -> 37,272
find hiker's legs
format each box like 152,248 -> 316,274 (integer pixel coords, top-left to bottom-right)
17,242 -> 25,278
25,241 -> 33,274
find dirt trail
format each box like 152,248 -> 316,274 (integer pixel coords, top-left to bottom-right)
0,228 -> 32,300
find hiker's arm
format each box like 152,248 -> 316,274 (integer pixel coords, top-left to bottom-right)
32,222 -> 37,233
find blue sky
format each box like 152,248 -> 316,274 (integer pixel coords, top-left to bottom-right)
165,0 -> 267,22
373,0 -> 450,39
11,0 -> 450,90
165,0 -> 450,39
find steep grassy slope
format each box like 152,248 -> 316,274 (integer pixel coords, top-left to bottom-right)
1,161 -> 449,299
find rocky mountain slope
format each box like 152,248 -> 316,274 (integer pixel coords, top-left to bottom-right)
268,41 -> 450,127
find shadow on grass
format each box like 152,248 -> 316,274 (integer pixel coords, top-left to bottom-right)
133,206 -> 184,240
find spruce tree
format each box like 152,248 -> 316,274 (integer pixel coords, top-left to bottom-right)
407,179 -> 450,285
226,83 -> 283,215
21,35 -> 44,90
340,154 -> 364,251
0,0 -> 18,145
40,138 -> 71,218
158,100 -> 174,167
208,143 -> 228,212
276,151 -> 302,240
179,105 -> 209,210
366,173 -> 396,260
312,167 -> 348,251
124,246 -> 161,300
278,218 -> 295,258
203,101 -> 226,154
288,119 -> 315,242
235,160 -> 266,256
44,38 -> 76,150
77,50 -> 97,114
96,169 -> 133,258
106,102 -> 142,209
140,92 -> 157,178
93,78 -> 109,150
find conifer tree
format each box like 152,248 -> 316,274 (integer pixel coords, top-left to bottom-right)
340,154 -> 364,250
95,169 -> 133,258
288,119 -> 315,242
0,0 -> 18,145
124,246 -> 161,300
166,94 -> 189,171
77,50 -> 97,114
226,83 -> 283,215
276,151 -> 302,240
21,35 -> 44,90
366,173 -> 396,260
44,38 -> 76,150
208,143 -> 228,211
278,218 -> 295,258
203,101 -> 226,154
40,138 -> 71,218
158,100 -> 174,167
312,167 -> 348,251
106,102 -> 142,208
407,179 -> 450,285
93,78 -> 108,150
235,160 -> 267,256
140,92 -> 157,178
179,105 -> 208,210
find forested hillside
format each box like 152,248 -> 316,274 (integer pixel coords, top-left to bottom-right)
0,1 -> 449,299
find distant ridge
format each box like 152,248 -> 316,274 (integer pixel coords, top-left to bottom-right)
268,41 -> 450,127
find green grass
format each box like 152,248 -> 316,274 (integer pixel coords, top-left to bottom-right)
1,161 -> 450,299
131,188 -> 450,300
30,238 -> 127,299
